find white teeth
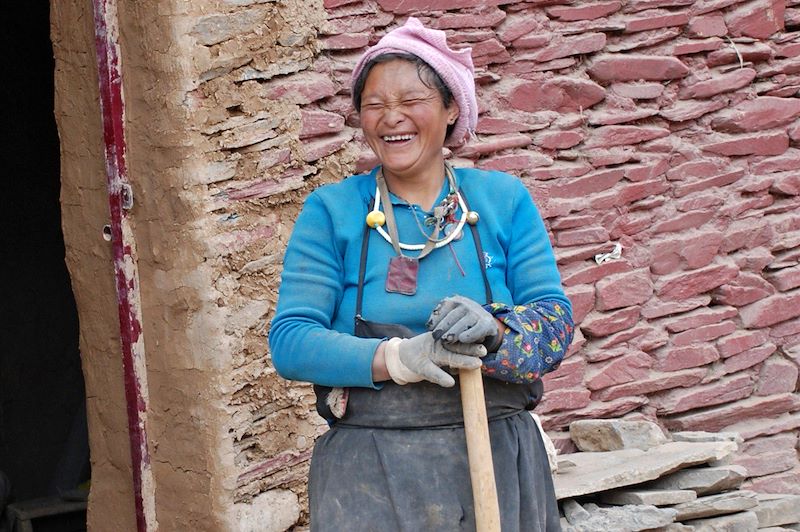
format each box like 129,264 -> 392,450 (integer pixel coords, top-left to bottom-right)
383,134 -> 415,142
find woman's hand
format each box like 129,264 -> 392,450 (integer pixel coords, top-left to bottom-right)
382,332 -> 486,388
428,295 -> 503,351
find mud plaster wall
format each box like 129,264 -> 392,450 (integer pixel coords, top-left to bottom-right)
55,0 -> 800,530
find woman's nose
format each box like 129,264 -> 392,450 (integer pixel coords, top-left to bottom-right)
381,105 -> 405,126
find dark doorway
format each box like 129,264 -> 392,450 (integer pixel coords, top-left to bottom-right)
0,1 -> 90,528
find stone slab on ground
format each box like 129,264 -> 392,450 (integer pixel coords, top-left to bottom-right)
754,494 -> 800,528
563,501 -> 677,532
554,441 -> 737,500
682,510 -> 759,531
599,488 -> 697,506
670,491 -> 758,521
570,419 -> 669,451
644,465 -> 748,495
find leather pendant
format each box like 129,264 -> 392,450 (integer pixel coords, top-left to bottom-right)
385,255 -> 418,295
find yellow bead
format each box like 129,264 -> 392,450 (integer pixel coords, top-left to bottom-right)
466,211 -> 480,225
366,210 -> 386,228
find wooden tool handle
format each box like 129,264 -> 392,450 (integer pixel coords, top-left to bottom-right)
460,367 -> 501,532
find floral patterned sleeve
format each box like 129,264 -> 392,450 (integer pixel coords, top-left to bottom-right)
480,300 -> 574,384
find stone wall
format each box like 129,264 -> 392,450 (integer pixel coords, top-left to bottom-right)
55,0 -> 800,530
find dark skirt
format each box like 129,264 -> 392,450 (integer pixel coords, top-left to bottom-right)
308,381 -> 561,532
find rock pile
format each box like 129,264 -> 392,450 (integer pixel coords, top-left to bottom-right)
553,419 -> 800,531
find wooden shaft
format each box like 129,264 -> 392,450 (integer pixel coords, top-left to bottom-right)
460,367 -> 501,532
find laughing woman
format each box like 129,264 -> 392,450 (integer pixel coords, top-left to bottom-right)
269,18 -> 574,532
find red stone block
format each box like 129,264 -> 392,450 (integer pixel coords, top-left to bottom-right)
301,130 -> 354,162
506,77 -> 606,113
724,0 -> 785,39
532,33 -> 607,62
776,42 -> 800,58
660,99 -> 728,122
609,212 -> 655,239
323,0 -> 359,7
585,126 -> 670,149
435,7 -> 506,29
565,327 -> 587,359
770,317 -> 800,339
663,306 -> 738,333
702,132 -> 790,157
547,168 -> 624,199
721,219 -> 775,254
448,29 -> 496,44
720,194 -> 773,218
766,265 -> 800,292
551,214 -> 598,231
740,289 -> 800,328
586,351 -> 653,391
686,14 -> 727,37
581,307 -> 641,338
585,147 -> 639,167
533,131 -> 584,150
755,357 -> 799,396
723,342 -> 777,373
739,433 -> 797,455
592,369 -> 705,402
496,13 -> 543,44
299,109 -> 345,139
376,0 -> 487,14
714,271 -> 776,307
650,230 -> 723,275
625,10 -> 690,32
469,37 -> 507,59
536,388 -> 592,414
772,173 -> 800,196
555,226 -> 610,247
541,397 -> 649,431
712,97 -> 800,133
546,1 -> 622,20
477,152 -> 553,172
671,320 -> 738,347
707,42 -> 775,67
666,160 -> 724,181
606,325 -> 663,350
591,179 -> 670,210
587,109 -> 660,126
606,27 -> 682,53
663,392 -> 800,433
742,469 -> 800,495
624,0 -> 694,11
587,54 -> 690,82
717,331 -> 768,358
678,68 -> 756,99
672,38 -> 724,55
561,259 -> 633,287
624,159 -> 670,181
457,133 -> 532,158
610,82 -> 665,99
673,169 -> 745,198
650,373 -> 754,415
652,210 -> 715,234
722,411 -> 800,440
476,116 -> 538,135
265,73 -> 337,104
510,34 -> 550,49
752,149 -> 800,174
320,32 -> 370,50
542,357 -> 586,392
564,285 -> 595,325
730,247 -> 774,273
735,450 -> 798,478
654,344 -> 720,372
656,263 -> 740,301
595,270 -> 654,311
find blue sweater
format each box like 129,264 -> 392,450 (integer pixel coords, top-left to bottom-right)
269,166 -> 571,388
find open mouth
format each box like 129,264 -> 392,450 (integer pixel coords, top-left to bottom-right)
382,133 -> 416,144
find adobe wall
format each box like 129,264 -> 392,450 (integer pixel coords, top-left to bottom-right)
54,0 -> 800,530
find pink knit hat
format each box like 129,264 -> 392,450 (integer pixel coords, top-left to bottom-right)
351,17 -> 478,147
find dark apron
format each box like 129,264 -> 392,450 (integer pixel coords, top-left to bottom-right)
308,194 -> 560,531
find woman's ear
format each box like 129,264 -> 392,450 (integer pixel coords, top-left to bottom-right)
447,102 -> 460,125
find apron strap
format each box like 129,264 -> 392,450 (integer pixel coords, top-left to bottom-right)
460,190 -> 493,306
355,207 -> 371,321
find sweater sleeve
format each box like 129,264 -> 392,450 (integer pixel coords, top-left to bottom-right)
480,179 -> 574,382
269,191 -> 383,389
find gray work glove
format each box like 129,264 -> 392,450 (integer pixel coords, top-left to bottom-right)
428,295 -> 501,351
384,332 -> 486,388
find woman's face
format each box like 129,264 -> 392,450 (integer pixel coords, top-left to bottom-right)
359,59 -> 459,181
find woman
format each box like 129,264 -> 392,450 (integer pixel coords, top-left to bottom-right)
269,17 -> 574,531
